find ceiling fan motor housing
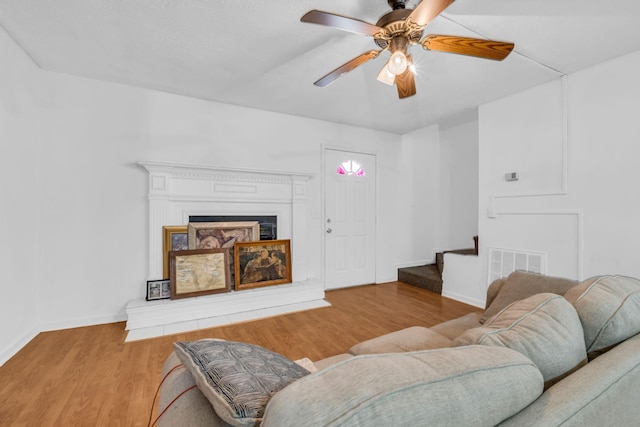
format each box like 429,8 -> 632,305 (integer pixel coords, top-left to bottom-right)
374,8 -> 423,49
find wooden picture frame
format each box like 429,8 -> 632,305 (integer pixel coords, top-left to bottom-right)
163,226 -> 188,279
169,249 -> 231,299
187,221 -> 260,249
234,239 -> 292,290
146,279 -> 171,301
188,221 -> 260,289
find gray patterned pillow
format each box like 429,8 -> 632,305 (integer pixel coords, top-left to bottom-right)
174,339 -> 310,427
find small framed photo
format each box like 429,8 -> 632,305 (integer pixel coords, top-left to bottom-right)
163,226 -> 189,279
146,279 -> 171,301
170,248 -> 231,299
235,239 -> 292,290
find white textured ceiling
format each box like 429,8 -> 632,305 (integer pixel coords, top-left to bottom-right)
1,0 -> 639,134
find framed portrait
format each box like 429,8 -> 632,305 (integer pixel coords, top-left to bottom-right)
169,249 -> 231,299
234,239 -> 292,290
163,226 -> 188,279
146,279 -> 171,301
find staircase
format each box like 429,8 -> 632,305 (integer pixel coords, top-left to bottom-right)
398,236 -> 478,294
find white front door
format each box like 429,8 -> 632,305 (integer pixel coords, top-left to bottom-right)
324,149 -> 376,289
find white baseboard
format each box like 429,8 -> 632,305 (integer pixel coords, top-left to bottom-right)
0,328 -> 39,367
441,290 -> 485,309
39,313 -> 127,333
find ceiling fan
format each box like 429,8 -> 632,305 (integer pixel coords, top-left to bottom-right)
301,0 -> 515,99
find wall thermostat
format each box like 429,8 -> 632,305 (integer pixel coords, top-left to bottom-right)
505,172 -> 519,182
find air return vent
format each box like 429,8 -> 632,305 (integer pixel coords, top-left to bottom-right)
488,247 -> 547,284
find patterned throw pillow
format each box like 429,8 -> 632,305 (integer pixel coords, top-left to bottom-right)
173,339 -> 310,427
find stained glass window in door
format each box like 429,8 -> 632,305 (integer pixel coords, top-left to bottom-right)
336,160 -> 365,176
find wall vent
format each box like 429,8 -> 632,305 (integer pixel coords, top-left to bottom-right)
488,247 -> 547,284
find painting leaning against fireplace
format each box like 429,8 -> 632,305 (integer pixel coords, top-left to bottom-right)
235,239 -> 292,290
187,221 -> 260,249
188,221 -> 260,289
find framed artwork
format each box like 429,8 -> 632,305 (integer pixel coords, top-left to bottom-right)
188,221 -> 260,289
235,239 -> 292,290
146,279 -> 171,301
163,226 -> 189,279
187,221 -> 260,249
169,249 -> 231,299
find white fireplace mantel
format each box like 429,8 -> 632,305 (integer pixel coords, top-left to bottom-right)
125,161 -> 326,341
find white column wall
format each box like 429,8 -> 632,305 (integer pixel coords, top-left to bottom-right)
398,125 -> 441,266
438,112 -> 479,251
0,27 -> 42,364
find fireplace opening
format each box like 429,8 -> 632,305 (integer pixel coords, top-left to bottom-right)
189,215 -> 277,240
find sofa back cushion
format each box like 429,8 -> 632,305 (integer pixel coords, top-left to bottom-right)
564,275 -> 640,358
262,346 -> 543,427
481,271 -> 578,323
454,293 -> 587,389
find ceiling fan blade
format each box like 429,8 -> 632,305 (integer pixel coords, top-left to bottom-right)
406,0 -> 455,29
301,10 -> 383,37
421,35 -> 514,61
395,57 -> 416,99
314,50 -> 382,87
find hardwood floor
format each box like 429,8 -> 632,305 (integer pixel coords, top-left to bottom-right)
0,282 -> 479,426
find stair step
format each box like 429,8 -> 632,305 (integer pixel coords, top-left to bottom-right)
398,264 -> 442,294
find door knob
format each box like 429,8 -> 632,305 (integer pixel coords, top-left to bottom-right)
326,228 -> 332,234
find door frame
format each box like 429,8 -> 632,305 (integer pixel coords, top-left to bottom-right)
321,145 -> 379,288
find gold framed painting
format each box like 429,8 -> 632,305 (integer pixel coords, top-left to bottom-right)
234,239 -> 292,290
169,249 -> 231,299
162,226 -> 188,279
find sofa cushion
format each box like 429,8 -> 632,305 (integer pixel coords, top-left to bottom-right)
173,339 -> 310,427
262,345 -> 543,427
481,271 -> 578,323
454,293 -> 587,389
348,326 -> 452,355
430,312 -> 483,341
312,353 -> 354,371
564,275 -> 640,358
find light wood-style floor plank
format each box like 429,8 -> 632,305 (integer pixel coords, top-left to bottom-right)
0,282 -> 479,426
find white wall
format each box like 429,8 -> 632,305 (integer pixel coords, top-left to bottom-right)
475,50 -> 640,304
438,111 -> 479,251
34,74 -> 409,329
1,24 -> 430,363
397,125 -> 440,266
400,111 -> 479,267
0,26 -> 42,364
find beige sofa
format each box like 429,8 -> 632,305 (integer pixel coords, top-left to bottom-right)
156,272 -> 640,426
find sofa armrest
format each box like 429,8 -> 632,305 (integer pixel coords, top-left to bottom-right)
348,326 -> 452,355
157,352 -> 232,427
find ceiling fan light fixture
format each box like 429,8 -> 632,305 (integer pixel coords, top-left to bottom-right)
376,62 -> 395,85
387,50 -> 408,75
